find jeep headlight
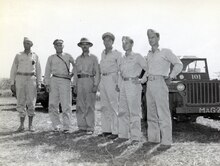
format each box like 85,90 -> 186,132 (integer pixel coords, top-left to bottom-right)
177,83 -> 185,91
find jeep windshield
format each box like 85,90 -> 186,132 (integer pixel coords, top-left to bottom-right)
182,59 -> 207,73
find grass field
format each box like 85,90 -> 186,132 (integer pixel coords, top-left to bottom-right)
0,97 -> 220,166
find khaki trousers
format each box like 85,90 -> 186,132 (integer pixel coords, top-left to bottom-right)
118,81 -> 142,141
147,78 -> 172,145
49,77 -> 71,130
100,73 -> 119,134
76,77 -> 96,131
15,75 -> 37,117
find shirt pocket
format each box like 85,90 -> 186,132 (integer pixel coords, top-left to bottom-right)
76,63 -> 82,73
85,61 -> 93,73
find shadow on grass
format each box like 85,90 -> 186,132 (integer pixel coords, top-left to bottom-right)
0,131 -> 17,136
1,121 -> 220,165
173,121 -> 220,143
0,130 -> 157,165
0,103 -> 16,106
1,108 -> 17,112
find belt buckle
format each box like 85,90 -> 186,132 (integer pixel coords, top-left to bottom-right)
123,77 -> 128,81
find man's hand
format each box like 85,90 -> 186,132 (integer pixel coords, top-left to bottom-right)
11,84 -> 16,94
165,75 -> 174,85
37,84 -> 41,92
45,85 -> 50,93
115,84 -> 120,92
73,85 -> 77,94
91,85 -> 98,93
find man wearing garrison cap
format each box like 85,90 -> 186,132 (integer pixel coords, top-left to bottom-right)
98,32 -> 122,139
118,36 -> 148,144
74,37 -> 100,135
10,37 -> 42,132
44,39 -> 74,133
146,29 -> 183,150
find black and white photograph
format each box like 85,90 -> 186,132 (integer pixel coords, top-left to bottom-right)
0,0 -> 220,165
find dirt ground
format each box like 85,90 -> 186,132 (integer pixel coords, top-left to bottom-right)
0,97 -> 220,166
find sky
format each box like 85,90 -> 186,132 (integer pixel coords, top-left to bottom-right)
0,0 -> 220,78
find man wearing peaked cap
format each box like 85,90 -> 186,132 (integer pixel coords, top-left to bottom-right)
10,37 -> 42,132
44,39 -> 74,134
146,29 -> 183,151
53,39 -> 64,45
98,32 -> 122,139
102,32 -> 115,41
74,37 -> 100,135
118,36 -> 148,144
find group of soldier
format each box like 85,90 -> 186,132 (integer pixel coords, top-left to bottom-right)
10,29 -> 183,151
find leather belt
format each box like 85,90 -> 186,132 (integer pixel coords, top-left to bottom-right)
122,77 -> 138,81
102,73 -> 110,76
52,74 -> 71,80
101,72 -> 117,76
77,74 -> 94,79
16,72 -> 35,76
148,75 -> 164,81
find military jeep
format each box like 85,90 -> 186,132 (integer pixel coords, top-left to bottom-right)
169,56 -> 220,121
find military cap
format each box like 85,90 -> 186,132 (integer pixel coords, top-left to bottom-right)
122,36 -> 134,44
147,29 -> 160,37
23,37 -> 33,45
77,38 -> 93,47
102,32 -> 115,41
53,39 -> 64,45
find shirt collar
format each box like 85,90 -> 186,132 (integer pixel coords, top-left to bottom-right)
149,47 -> 160,53
81,53 -> 90,57
125,51 -> 134,58
56,53 -> 63,57
104,48 -> 113,55
23,51 -> 33,56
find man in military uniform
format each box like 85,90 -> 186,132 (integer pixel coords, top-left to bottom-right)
44,39 -> 74,133
146,29 -> 183,150
74,38 -> 100,135
118,36 -> 148,144
10,37 -> 42,132
99,32 -> 122,139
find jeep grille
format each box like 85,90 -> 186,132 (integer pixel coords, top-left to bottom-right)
186,81 -> 220,106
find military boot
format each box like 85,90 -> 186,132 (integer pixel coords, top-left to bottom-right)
16,117 -> 25,132
28,116 -> 35,132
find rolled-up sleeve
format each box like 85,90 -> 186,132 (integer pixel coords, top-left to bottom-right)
93,56 -> 100,86
138,54 -> 148,72
44,56 -> 52,85
116,52 -> 122,85
73,58 -> 78,86
10,54 -> 19,85
138,54 -> 148,80
36,56 -> 42,85
165,50 -> 183,78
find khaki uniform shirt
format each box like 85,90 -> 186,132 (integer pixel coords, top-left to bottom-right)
100,49 -> 122,84
120,52 -> 148,78
44,53 -> 74,85
74,54 -> 100,86
146,48 -> 183,78
100,49 -> 122,74
10,51 -> 42,85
